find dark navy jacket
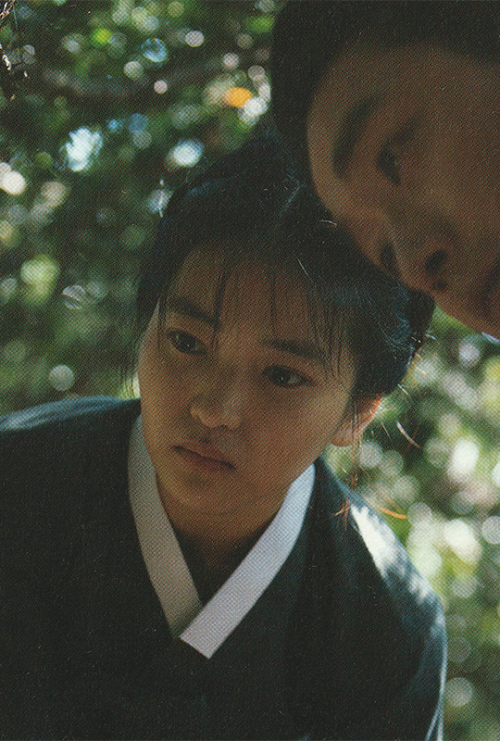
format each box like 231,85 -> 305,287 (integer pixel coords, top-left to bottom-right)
0,397 -> 446,740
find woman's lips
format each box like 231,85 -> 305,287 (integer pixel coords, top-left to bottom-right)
174,440 -> 235,473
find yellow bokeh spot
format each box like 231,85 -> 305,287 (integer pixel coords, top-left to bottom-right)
91,28 -> 112,47
484,356 -> 500,382
168,1 -> 184,17
224,87 -> 253,108
0,220 -> 14,243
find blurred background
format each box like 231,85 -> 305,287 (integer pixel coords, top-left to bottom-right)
0,2 -> 499,738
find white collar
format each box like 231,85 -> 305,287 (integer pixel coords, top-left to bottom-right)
128,416 -> 314,659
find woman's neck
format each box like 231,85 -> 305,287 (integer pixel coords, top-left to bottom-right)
174,524 -> 266,602
156,477 -> 281,591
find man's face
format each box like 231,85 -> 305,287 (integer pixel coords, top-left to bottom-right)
307,41 -> 500,338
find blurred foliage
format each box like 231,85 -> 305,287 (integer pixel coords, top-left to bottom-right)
0,0 -> 276,407
327,309 -> 500,740
1,2 -> 500,739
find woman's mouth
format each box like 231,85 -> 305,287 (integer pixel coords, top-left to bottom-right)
173,441 -> 235,473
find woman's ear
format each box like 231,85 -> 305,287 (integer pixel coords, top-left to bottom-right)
331,395 -> 382,447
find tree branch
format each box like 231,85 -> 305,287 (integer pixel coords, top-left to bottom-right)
0,0 -> 15,27
19,47 -> 270,112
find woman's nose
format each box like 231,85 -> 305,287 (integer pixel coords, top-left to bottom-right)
190,374 -> 243,431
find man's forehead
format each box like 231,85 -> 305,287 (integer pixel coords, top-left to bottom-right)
321,41 -> 487,92
312,41 -> 487,148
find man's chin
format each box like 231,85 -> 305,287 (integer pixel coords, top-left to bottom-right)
432,293 -> 500,340
480,321 -> 500,343
472,306 -> 500,342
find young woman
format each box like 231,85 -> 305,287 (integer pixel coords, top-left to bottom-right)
0,136 -> 445,740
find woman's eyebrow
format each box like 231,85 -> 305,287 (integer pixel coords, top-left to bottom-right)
332,94 -> 382,179
164,295 -> 217,328
262,338 -> 328,365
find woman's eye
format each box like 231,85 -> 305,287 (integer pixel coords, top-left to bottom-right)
264,366 -> 306,388
377,146 -> 400,185
168,330 -> 205,355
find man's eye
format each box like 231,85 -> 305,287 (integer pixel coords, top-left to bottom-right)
264,366 -> 306,388
380,244 -> 400,278
168,330 -> 205,355
376,120 -> 415,186
377,146 -> 400,185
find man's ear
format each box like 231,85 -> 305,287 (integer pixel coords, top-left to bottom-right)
331,395 -> 382,447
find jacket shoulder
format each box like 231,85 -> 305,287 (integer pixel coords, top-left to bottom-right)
0,396 -> 141,576
0,395 -> 138,432
312,458 -> 446,693
315,457 -> 444,625
0,395 -> 140,500
303,459 -> 446,739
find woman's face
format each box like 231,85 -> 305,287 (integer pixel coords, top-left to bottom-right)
138,249 -> 365,533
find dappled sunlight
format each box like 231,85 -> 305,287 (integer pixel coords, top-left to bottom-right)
350,498 -> 439,610
0,2 -> 499,737
326,308 -> 500,737
63,127 -> 103,172
168,138 -> 204,168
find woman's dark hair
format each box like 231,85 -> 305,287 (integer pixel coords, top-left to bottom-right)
271,0 -> 500,174
137,134 -> 434,400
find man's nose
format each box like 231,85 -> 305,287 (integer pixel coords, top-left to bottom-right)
348,209 -> 455,298
393,232 -> 455,298
344,212 -> 402,280
190,372 -> 243,431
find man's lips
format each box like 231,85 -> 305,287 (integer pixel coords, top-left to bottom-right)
477,258 -> 500,324
173,440 -> 235,472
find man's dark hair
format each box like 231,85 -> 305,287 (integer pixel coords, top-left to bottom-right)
271,0 -> 500,174
137,134 -> 434,400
